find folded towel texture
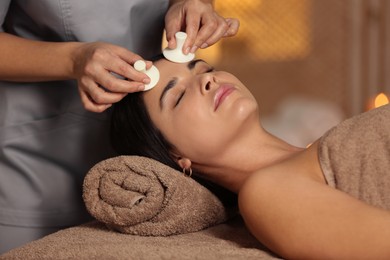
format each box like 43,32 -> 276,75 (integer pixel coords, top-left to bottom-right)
319,104 -> 390,210
0,216 -> 278,260
83,155 -> 232,235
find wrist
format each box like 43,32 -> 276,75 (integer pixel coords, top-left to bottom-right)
66,41 -> 85,79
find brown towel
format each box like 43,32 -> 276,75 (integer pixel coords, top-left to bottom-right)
0,216 -> 278,260
318,104 -> 390,210
83,155 -> 233,236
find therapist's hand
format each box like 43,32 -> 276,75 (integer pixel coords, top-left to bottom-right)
165,0 -> 239,54
72,42 -> 151,112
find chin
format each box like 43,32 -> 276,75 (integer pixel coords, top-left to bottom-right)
230,97 -> 259,122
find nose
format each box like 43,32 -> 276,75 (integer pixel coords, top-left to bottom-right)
200,73 -> 216,95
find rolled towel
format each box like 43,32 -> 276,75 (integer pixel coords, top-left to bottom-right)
83,155 -> 233,236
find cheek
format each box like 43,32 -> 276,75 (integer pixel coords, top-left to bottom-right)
174,96 -> 259,160
167,106 -> 223,158
157,88 -> 259,163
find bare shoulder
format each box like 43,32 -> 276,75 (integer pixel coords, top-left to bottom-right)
238,139 -> 329,208
238,155 -> 390,259
238,140 -> 326,221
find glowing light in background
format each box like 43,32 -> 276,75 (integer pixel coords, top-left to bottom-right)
366,92 -> 389,110
197,0 -> 311,63
374,93 -> 389,108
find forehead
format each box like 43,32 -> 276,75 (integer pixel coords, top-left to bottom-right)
144,58 -> 197,96
142,59 -> 187,108
154,58 -> 187,79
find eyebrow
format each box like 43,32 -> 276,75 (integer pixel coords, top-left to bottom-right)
159,59 -> 205,109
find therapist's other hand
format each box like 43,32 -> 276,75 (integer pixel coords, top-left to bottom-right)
72,42 -> 151,112
165,0 -> 239,54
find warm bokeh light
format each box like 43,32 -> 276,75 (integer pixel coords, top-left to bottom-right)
197,0 -> 311,63
374,93 -> 389,108
366,92 -> 389,110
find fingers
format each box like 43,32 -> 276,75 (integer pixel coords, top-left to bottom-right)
108,47 -> 151,85
74,43 -> 154,112
99,70 -> 146,93
78,64 -> 147,112
188,16 -> 240,53
79,88 -> 112,113
199,17 -> 240,49
165,1 -> 240,54
182,14 -> 201,54
224,18 -> 240,37
187,14 -> 225,52
165,8 -> 184,49
78,77 -> 128,113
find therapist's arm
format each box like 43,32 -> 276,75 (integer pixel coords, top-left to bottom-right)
0,32 -> 80,82
165,0 -> 239,54
0,32 -> 149,112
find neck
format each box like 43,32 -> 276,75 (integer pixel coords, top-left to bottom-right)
195,125 -> 304,193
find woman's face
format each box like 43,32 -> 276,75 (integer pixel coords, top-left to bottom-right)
143,58 -> 259,164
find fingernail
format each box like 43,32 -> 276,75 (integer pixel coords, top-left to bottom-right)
200,43 -> 208,49
143,78 -> 150,84
190,46 -> 198,53
138,85 -> 145,91
185,47 -> 191,55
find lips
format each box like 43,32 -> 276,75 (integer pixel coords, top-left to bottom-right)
214,84 -> 235,111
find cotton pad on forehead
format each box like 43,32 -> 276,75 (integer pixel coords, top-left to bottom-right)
163,32 -> 195,63
133,60 -> 160,91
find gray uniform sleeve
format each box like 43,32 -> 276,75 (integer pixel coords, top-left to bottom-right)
0,0 -> 11,31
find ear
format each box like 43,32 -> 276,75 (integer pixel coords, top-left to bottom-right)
176,157 -> 192,170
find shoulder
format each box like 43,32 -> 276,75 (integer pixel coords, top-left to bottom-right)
238,163 -> 390,259
240,140 -> 325,199
238,167 -> 322,257
238,162 -> 317,231
238,165 -> 316,216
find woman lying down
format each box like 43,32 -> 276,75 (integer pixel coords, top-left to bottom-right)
110,56 -> 390,259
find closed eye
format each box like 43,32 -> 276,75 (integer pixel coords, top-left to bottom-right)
174,65 -> 214,108
206,67 -> 215,73
174,91 -> 185,107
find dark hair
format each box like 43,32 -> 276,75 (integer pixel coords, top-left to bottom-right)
110,90 -> 180,171
110,56 -> 237,207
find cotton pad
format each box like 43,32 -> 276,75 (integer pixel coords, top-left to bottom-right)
133,60 -> 160,91
163,32 -> 195,63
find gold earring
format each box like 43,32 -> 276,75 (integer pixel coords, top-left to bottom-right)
182,167 -> 192,177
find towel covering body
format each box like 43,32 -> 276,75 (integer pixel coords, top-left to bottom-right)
319,104 -> 390,210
